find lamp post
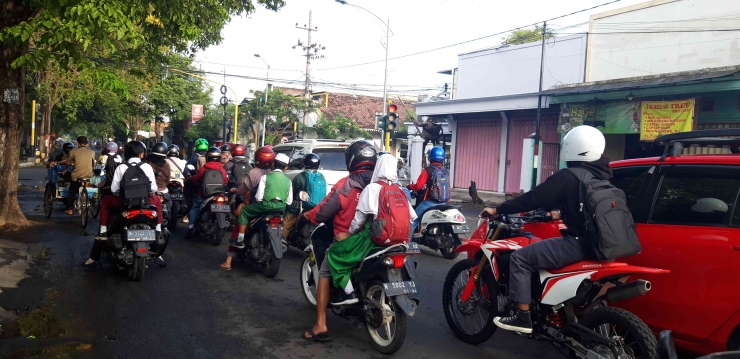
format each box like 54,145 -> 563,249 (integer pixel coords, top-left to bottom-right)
254,54 -> 271,147
335,0 -> 393,117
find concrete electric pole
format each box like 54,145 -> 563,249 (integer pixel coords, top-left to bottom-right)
294,11 -> 326,138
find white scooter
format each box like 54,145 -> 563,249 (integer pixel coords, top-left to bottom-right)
412,194 -> 469,259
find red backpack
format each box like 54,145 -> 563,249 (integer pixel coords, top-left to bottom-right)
370,182 -> 412,246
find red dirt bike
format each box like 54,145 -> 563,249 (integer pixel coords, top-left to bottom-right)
442,212 -> 669,359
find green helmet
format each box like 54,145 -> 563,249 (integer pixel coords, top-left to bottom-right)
195,138 -> 208,151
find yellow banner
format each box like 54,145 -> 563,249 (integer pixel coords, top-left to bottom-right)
640,99 -> 694,141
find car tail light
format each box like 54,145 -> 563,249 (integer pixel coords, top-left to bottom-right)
121,210 -> 157,219
215,196 -> 226,203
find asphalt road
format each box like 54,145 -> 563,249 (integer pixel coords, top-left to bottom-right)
1,168 -> 554,358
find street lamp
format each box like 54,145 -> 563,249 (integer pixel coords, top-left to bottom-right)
254,54 -> 271,147
335,0 -> 393,117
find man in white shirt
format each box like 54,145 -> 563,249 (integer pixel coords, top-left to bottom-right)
83,141 -> 163,269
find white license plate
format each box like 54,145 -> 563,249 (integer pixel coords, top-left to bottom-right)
406,242 -> 421,254
127,229 -> 155,241
211,204 -> 230,213
383,281 -> 417,296
170,193 -> 183,200
452,225 -> 470,234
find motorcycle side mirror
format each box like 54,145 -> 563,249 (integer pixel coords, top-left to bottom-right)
299,191 -> 310,202
657,330 -> 678,359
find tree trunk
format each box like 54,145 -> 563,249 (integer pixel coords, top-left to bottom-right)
0,0 -> 34,227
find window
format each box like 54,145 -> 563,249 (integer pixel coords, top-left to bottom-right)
651,173 -> 740,227
701,98 -> 715,112
312,148 -> 347,171
611,166 -> 652,214
274,147 -> 306,170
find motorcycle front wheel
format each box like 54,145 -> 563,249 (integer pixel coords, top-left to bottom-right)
299,252 -> 318,308
365,280 -> 407,355
579,306 -> 658,359
442,259 -> 501,344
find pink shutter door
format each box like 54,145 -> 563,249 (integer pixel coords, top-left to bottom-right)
454,118 -> 501,191
505,116 -> 559,193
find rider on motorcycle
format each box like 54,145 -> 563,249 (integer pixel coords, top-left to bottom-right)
165,145 -> 187,186
189,138 -> 209,171
145,142 -> 171,193
480,125 -> 610,334
185,147 -> 228,238
407,146 -> 449,235
85,141 -> 163,268
220,143 -> 232,166
301,140 -> 377,342
283,153 -> 325,239
98,141 -> 122,180
220,146 -> 273,270
229,153 -> 293,248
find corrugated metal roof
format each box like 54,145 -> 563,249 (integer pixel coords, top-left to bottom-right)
542,69 -> 739,95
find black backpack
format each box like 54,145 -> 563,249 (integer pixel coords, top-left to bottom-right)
120,162 -> 152,207
566,167 -> 642,261
232,160 -> 250,186
104,155 -> 122,186
202,168 -> 225,197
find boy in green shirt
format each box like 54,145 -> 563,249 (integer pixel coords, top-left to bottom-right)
230,153 -> 293,248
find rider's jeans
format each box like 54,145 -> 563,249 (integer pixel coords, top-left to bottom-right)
188,196 -> 205,226
508,236 -> 586,304
412,200 -> 441,234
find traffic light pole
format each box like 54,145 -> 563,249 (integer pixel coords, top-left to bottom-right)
385,131 -> 391,152
382,19 -> 390,115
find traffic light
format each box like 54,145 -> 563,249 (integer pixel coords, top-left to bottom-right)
387,104 -> 398,131
377,113 -> 387,130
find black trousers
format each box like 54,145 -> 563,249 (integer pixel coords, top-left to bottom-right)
67,180 -> 81,210
508,236 -> 586,304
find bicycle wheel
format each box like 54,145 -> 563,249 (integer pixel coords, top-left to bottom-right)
79,188 -> 89,229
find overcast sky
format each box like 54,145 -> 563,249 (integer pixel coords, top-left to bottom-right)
196,0 -> 647,103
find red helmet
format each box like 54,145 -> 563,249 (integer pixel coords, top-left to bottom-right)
254,146 -> 275,169
232,144 -> 246,157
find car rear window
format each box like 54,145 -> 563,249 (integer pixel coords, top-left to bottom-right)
313,148 -> 346,171
651,173 -> 740,227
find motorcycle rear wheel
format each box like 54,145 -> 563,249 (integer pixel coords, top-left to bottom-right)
365,280 -> 407,355
261,239 -> 280,278
127,257 -> 146,281
442,259 -> 501,344
299,252 -> 318,308
211,227 -> 224,246
579,306 -> 658,359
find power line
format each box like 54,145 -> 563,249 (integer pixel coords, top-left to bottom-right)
315,0 -> 624,72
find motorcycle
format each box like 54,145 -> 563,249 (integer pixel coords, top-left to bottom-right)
191,191 -> 230,246
442,212 -> 668,359
299,223 -> 420,354
166,180 -> 185,230
105,204 -> 166,281
412,195 -> 469,259
236,210 -> 284,278
283,191 -> 313,251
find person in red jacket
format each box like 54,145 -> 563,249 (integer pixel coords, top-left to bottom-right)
301,140 -> 377,342
185,147 -> 228,238
407,146 -> 449,235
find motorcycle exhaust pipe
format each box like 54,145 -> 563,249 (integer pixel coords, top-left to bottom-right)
605,280 -> 651,302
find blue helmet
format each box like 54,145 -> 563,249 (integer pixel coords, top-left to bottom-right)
428,146 -> 445,163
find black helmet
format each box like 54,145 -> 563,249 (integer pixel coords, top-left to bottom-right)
303,153 -> 320,169
167,144 -> 180,158
124,141 -> 147,160
345,140 -> 377,172
62,142 -> 74,155
220,143 -> 232,153
151,142 -> 168,157
206,147 -> 222,162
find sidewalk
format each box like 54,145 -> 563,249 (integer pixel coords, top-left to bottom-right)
449,188 -> 506,206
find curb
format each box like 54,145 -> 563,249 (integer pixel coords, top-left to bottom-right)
18,184 -> 44,191
18,162 -> 42,168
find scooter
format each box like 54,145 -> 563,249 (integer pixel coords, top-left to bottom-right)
105,203 -> 166,281
237,210 -> 284,278
192,191 -> 230,246
411,192 -> 469,259
166,180 -> 185,230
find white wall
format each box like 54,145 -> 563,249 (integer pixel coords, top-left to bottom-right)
587,0 -> 740,82
457,34 -> 587,99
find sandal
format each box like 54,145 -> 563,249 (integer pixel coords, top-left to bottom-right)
302,329 -> 330,342
219,264 -> 231,271
64,210 -> 74,215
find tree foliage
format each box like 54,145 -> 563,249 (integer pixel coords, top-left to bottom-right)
501,25 -> 554,46
311,114 -> 370,140
240,89 -> 315,146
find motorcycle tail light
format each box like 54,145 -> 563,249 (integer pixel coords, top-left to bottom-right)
136,248 -> 147,253
387,254 -> 406,268
215,196 -> 226,203
122,210 -> 157,219
268,216 -> 281,227
455,214 -> 465,222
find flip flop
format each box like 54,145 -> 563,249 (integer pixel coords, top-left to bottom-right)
219,264 -> 231,271
302,329 -> 330,342
65,210 -> 74,215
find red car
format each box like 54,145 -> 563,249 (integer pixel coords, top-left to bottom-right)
524,129 -> 740,356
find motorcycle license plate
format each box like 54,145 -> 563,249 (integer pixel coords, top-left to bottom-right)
170,193 -> 183,200
127,229 -> 155,242
452,225 -> 470,234
406,242 -> 421,254
210,204 -> 231,213
383,281 -> 417,297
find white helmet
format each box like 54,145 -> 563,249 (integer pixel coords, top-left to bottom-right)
561,125 -> 605,162
275,153 -> 290,165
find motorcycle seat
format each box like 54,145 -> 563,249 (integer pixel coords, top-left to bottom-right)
548,261 -> 626,274
267,211 -> 284,216
423,204 -> 462,213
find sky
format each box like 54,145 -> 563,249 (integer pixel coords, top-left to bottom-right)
196,0 -> 648,104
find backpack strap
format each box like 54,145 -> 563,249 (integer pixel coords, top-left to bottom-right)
168,157 -> 183,173
564,167 -> 592,215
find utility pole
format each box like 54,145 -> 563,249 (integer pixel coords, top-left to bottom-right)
531,21 -> 547,190
382,19 -> 390,115
294,11 -> 326,139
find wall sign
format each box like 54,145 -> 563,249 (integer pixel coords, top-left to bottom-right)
640,99 -> 694,141
3,88 -> 20,104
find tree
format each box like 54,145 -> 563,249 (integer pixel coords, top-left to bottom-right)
241,89 -> 315,146
310,114 -> 369,140
501,24 -> 554,46
0,0 -> 285,226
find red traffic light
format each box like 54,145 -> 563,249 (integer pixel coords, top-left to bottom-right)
388,104 -> 397,113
